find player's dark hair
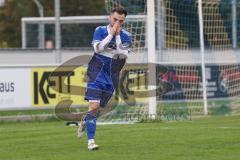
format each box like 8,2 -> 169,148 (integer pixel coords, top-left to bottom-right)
111,7 -> 128,16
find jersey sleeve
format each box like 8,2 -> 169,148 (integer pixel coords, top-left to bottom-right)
92,26 -> 103,45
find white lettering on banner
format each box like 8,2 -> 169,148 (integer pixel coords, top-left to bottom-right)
0,68 -> 31,109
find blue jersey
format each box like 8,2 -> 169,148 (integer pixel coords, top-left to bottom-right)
85,25 -> 131,107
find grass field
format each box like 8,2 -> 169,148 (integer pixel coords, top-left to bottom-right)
0,116 -> 240,160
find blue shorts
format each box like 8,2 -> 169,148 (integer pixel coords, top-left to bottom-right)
85,53 -> 126,107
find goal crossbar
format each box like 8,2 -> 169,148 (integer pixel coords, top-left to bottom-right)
21,15 -> 146,24
21,15 -> 146,49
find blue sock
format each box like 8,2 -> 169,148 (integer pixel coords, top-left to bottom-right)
84,111 -> 97,140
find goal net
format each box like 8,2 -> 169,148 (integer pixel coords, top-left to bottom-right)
102,0 -> 240,122
103,0 -> 203,122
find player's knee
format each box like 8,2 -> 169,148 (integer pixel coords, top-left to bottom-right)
89,102 -> 100,112
84,109 -> 98,122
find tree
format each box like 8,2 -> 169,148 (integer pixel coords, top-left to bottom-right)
0,0 -> 38,48
0,0 -> 105,48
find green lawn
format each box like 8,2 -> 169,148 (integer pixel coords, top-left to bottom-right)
0,116 -> 240,160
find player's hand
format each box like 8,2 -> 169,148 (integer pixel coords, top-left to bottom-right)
110,23 -> 118,35
109,25 -> 116,35
115,22 -> 121,35
110,22 -> 120,36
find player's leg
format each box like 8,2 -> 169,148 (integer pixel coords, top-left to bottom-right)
78,86 -> 102,139
85,101 -> 100,150
85,90 -> 113,149
77,100 -> 100,150
80,56 -> 103,140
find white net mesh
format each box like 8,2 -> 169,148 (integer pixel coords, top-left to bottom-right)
104,0 -> 240,121
202,0 -> 231,49
158,0 -> 240,116
103,0 -> 203,121
156,0 -> 204,118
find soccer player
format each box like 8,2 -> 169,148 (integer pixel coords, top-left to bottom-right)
77,7 -> 132,150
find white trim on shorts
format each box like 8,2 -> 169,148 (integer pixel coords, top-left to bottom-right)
89,100 -> 101,103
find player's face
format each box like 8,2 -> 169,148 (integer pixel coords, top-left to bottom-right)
109,12 -> 126,27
